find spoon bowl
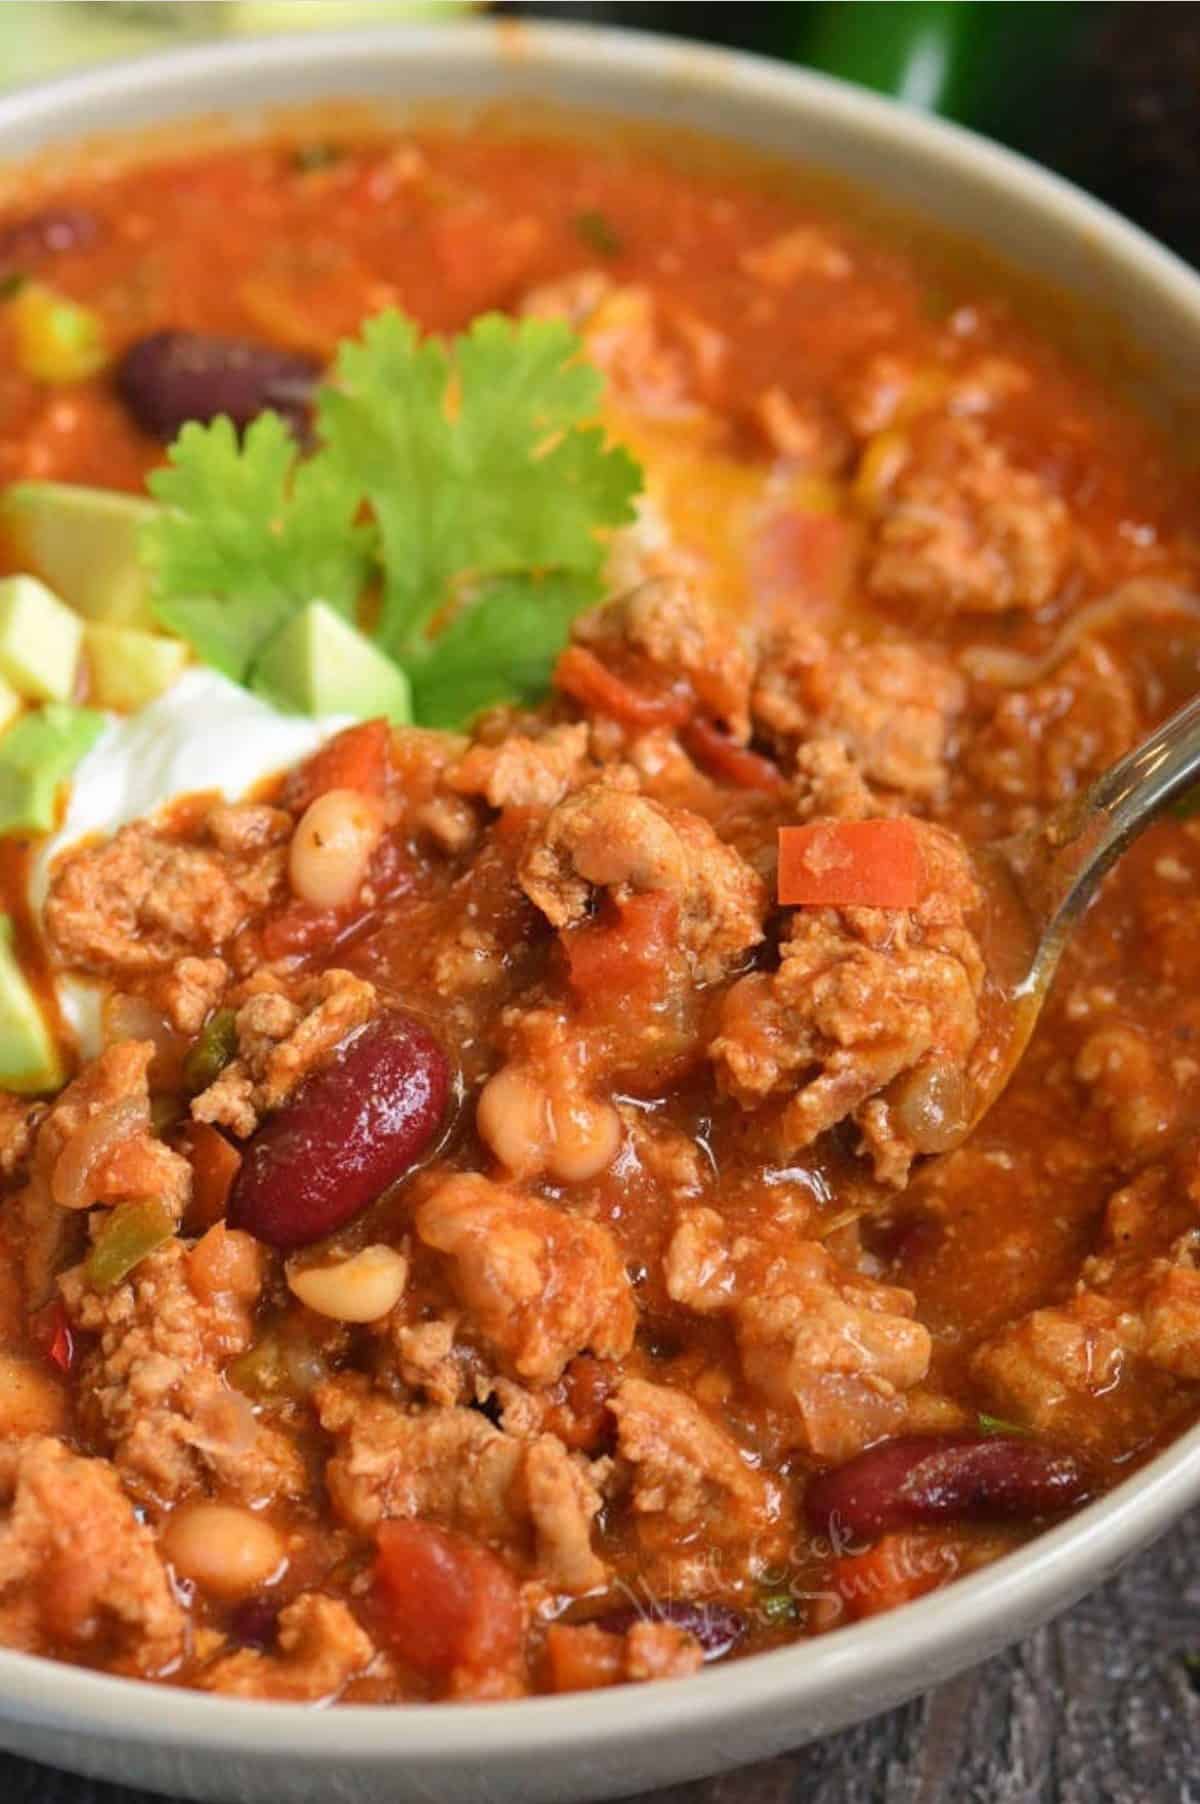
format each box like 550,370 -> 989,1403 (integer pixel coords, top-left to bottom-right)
963,690 -> 1200,1136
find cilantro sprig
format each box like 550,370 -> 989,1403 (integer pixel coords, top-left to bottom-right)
141,308 -> 642,727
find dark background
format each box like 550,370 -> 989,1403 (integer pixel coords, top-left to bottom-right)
513,1 -> 1200,273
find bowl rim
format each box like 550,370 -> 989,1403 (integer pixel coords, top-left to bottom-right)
3,11 -> 1200,1769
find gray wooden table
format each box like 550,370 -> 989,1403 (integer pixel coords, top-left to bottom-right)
4,1512 -> 1198,1804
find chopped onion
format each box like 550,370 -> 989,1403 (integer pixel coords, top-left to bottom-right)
51,1096 -> 149,1210
184,1384 -> 259,1458
102,992 -> 176,1059
959,581 -> 1200,689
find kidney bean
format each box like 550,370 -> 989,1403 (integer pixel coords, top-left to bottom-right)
227,1012 -> 451,1251
591,1600 -> 745,1662
115,329 -> 320,440
227,1595 -> 280,1651
0,207 -> 99,279
805,1433 -> 1089,1543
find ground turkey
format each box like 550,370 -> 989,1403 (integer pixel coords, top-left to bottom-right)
413,1172 -> 637,1384
752,626 -> 965,800
316,1374 -> 608,1595
665,1209 -> 931,1458
866,417 -> 1072,616
45,801 -> 291,979
520,785 -> 766,986
60,1225 -> 304,1507
0,1436 -> 184,1674
710,820 -> 986,1184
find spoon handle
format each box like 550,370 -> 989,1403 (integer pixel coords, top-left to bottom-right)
1013,690 -> 1200,992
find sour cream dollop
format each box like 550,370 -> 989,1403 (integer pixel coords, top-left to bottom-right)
30,667 -> 350,1056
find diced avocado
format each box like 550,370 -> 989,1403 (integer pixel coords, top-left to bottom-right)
0,703 -> 106,837
0,675 -> 21,738
1,481 -> 158,628
0,573 -> 82,702
252,600 -> 412,723
85,622 -> 188,712
0,915 -> 63,1094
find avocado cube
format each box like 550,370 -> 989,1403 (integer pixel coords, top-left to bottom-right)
0,915 -> 63,1093
0,481 -> 158,629
85,622 -> 188,712
0,703 -> 106,837
0,675 -> 22,738
0,573 -> 82,702
252,600 -> 412,723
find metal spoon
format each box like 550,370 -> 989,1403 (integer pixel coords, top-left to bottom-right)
966,689 -> 1200,1133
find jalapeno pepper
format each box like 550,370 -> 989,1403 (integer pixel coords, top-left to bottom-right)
182,1007 -> 238,1095
85,1198 -> 175,1291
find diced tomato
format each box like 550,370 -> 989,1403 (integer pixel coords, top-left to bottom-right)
30,1298 -> 73,1374
683,717 -> 782,791
777,819 -> 925,909
92,1134 -> 180,1205
544,1622 -> 624,1693
287,719 -> 392,813
564,892 -> 680,1005
490,805 -> 541,853
367,832 -> 417,903
180,1122 -> 242,1231
554,645 -> 692,730
374,1519 -> 523,1681
258,900 -> 344,963
832,1533 -> 958,1622
259,834 -> 414,963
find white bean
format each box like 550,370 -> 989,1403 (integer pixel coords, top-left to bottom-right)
548,1095 -> 623,1182
476,1063 -> 553,1177
286,1243 -> 407,1322
288,787 -> 383,910
163,1502 -> 285,1599
477,1061 -> 621,1183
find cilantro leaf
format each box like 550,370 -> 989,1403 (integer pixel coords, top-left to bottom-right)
977,1411 -> 1033,1439
317,309 -> 641,656
0,703 -> 106,836
409,571 -> 598,727
141,306 -> 643,726
143,413 -> 372,681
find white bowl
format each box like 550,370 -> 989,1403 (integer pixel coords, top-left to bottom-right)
3,19 -> 1200,1803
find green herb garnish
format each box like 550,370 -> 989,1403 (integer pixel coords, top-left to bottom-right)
142,308 -> 642,727
0,704 -> 106,836
150,1093 -> 184,1134
182,1007 -> 239,1094
145,412 -> 371,683
759,1590 -> 800,1627
0,272 -> 26,302
574,209 -> 622,258
977,1411 -> 1033,1438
